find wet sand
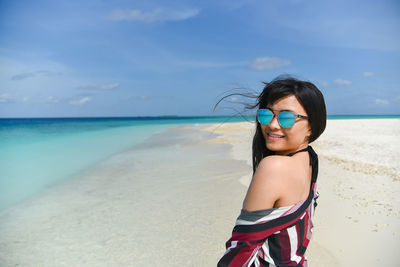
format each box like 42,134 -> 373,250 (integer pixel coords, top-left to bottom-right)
0,119 -> 399,266
0,124 -> 249,266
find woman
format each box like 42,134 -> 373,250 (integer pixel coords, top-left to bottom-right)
217,77 -> 327,267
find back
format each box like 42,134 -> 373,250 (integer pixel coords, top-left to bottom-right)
242,146 -> 312,211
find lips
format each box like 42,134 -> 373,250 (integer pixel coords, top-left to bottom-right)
267,133 -> 284,138
267,133 -> 285,140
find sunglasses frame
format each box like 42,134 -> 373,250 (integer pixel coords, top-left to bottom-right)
257,108 -> 309,128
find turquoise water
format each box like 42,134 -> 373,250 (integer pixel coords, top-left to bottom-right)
1,114 -> 399,212
0,116 -> 250,212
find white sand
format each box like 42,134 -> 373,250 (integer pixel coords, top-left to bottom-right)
203,119 -> 400,266
0,119 -> 399,266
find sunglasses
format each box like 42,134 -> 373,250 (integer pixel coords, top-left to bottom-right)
257,109 -> 309,128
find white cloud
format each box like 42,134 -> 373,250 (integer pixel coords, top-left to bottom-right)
334,78 -> 352,86
131,95 -> 150,101
11,70 -> 62,81
250,57 -> 291,70
108,8 -> 200,22
69,96 -> 92,105
0,94 -> 15,103
0,94 -> 30,103
130,94 -> 175,101
374,98 -> 389,106
43,96 -> 60,103
363,72 -> 374,77
78,83 -> 119,91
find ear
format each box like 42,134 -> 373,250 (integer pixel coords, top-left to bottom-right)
305,125 -> 311,141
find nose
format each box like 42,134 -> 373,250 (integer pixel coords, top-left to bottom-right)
268,114 -> 281,129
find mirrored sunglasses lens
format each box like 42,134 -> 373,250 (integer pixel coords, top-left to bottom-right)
278,112 -> 296,128
258,110 -> 273,125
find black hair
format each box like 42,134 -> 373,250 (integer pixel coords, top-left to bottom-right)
214,75 -> 327,174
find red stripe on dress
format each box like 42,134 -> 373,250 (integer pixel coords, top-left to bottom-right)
278,228 -> 292,264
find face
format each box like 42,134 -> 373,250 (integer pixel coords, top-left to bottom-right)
259,95 -> 311,156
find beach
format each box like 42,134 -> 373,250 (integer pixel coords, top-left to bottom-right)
203,119 -> 400,266
0,118 -> 399,266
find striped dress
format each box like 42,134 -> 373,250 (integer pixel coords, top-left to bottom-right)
218,146 -> 319,267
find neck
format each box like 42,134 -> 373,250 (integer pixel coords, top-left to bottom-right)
275,144 -> 309,156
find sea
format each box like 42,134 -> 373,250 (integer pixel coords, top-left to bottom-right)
1,114 -> 399,213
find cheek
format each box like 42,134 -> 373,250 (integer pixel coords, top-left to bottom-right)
260,125 -> 267,138
290,125 -> 309,141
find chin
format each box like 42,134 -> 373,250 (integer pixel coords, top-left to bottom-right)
266,141 -> 293,154
265,142 -> 281,152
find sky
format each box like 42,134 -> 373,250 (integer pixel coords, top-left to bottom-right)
0,0 -> 399,117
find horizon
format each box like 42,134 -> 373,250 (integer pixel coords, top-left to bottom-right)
1,114 -> 400,120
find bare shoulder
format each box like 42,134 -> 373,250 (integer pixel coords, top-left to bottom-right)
242,155 -> 294,212
258,155 -> 293,173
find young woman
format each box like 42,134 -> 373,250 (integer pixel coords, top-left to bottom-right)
217,77 -> 327,267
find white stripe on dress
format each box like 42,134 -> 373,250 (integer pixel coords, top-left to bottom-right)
236,199 -> 308,226
235,206 -> 292,226
261,242 -> 277,267
287,225 -> 302,263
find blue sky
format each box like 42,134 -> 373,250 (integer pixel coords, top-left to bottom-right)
0,0 -> 399,117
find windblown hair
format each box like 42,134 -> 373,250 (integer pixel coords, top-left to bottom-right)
214,75 -> 327,174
